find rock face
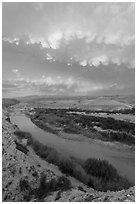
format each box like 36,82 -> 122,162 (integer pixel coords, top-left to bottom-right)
2,109 -> 135,202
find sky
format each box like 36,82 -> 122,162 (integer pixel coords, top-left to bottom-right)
2,2 -> 135,98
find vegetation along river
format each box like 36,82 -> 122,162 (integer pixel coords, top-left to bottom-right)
11,113 -> 135,184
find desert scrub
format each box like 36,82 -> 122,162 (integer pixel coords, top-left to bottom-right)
33,174 -> 72,201
19,179 -> 31,192
101,131 -> 135,145
19,174 -> 72,201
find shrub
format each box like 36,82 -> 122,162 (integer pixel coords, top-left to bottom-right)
55,176 -> 72,191
101,131 -> 135,145
14,130 -> 31,140
33,174 -> 47,199
77,186 -> 86,192
19,179 -> 31,192
58,159 -> 74,176
83,158 -> 118,181
19,167 -> 22,174
33,174 -> 72,201
63,127 -> 79,134
6,117 -> 11,123
72,163 -> 88,184
58,158 -> 88,184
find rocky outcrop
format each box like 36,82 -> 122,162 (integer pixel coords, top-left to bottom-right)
2,109 -> 135,202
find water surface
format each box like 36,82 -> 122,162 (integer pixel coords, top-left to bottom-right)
11,113 -> 135,184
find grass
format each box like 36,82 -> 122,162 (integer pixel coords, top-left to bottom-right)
14,130 -> 133,192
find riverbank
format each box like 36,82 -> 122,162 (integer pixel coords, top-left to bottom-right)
11,106 -> 135,184
2,104 -> 135,201
30,108 -> 135,145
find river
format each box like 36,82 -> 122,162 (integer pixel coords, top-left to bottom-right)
11,113 -> 135,184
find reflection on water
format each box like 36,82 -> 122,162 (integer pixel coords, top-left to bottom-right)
11,114 -> 135,184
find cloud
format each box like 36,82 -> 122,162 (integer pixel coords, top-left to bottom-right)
30,76 -> 103,94
12,68 -> 23,79
2,2 -> 135,69
12,69 -> 18,73
2,80 -> 18,89
3,75 -> 113,97
3,37 -> 19,45
3,72 -> 127,98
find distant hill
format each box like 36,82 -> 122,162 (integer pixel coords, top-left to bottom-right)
2,98 -> 20,108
